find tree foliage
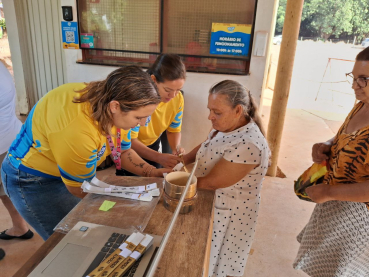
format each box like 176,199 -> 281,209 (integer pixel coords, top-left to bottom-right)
351,0 -> 369,39
275,0 -> 369,40
0,18 -> 5,30
275,0 -> 287,34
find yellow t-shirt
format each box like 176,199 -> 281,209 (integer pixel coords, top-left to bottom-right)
131,92 -> 184,146
7,83 -> 131,187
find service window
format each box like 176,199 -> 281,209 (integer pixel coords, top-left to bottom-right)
77,0 -> 257,75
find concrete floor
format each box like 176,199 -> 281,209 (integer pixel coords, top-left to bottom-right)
244,104 -> 342,277
0,103 -> 343,277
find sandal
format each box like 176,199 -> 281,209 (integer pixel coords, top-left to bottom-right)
0,229 -> 34,240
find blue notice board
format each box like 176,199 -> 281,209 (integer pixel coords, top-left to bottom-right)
210,23 -> 252,56
61,21 -> 79,49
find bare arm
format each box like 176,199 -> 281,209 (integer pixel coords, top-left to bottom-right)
120,148 -> 171,177
197,158 -> 258,191
65,149 -> 169,197
131,139 -> 181,168
66,186 -> 87,198
329,181 -> 369,202
131,138 -> 162,162
306,181 -> 369,204
182,130 -> 215,165
183,144 -> 202,165
166,131 -> 182,154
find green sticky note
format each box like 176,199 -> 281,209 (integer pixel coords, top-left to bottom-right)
99,200 -> 116,211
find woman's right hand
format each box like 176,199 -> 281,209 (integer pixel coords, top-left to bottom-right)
157,153 -> 181,168
312,142 -> 332,163
305,182 -> 332,203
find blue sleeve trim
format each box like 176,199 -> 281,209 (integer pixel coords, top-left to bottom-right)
8,103 -> 38,159
132,126 -> 140,132
58,165 -> 94,183
18,164 -> 61,180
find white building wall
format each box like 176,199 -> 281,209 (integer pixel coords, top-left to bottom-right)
3,0 -> 28,114
4,0 -> 66,111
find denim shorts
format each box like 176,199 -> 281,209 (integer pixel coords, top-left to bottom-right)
1,155 -> 81,240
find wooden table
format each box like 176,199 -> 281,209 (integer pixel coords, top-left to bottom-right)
14,176 -> 214,277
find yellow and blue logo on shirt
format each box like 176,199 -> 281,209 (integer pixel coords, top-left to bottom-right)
169,109 -> 183,129
121,129 -> 131,150
97,143 -> 106,160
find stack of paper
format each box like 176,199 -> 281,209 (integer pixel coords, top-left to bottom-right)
81,177 -> 160,202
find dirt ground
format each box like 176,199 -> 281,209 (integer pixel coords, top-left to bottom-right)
0,32 -> 13,75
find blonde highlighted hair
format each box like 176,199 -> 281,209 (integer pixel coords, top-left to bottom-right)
74,66 -> 161,135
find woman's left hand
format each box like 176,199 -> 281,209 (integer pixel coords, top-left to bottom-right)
152,168 -> 172,177
305,183 -> 332,203
173,147 -> 185,156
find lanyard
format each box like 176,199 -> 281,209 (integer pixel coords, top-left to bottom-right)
107,128 -> 122,170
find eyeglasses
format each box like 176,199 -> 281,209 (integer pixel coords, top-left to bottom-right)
346,73 -> 369,88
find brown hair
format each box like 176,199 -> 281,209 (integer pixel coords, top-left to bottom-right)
356,47 -> 369,61
209,80 -> 266,136
74,66 -> 161,135
147,54 -> 186,83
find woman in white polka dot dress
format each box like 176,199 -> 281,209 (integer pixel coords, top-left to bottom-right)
183,80 -> 270,277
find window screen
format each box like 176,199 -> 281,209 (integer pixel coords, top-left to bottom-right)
77,0 -> 257,75
78,0 -> 160,52
165,0 -> 255,57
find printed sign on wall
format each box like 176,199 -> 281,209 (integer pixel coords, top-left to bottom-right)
210,23 -> 252,56
81,33 -> 94,48
61,21 -> 79,49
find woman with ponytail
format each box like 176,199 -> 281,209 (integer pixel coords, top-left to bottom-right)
1,66 -> 169,240
127,54 -> 186,172
183,80 -> 270,277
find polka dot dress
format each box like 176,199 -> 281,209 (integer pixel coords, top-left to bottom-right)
195,121 -> 270,277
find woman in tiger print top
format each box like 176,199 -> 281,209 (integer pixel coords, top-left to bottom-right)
324,102 -> 369,205
293,47 -> 369,277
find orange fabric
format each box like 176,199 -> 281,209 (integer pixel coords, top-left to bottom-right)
324,101 -> 369,208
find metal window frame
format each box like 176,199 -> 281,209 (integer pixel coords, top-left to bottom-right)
76,0 -> 258,75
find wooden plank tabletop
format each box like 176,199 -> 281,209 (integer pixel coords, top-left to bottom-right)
13,176 -> 214,277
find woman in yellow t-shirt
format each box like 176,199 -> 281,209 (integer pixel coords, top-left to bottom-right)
1,66 -> 169,240
128,54 -> 186,173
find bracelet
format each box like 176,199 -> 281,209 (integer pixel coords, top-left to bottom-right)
143,165 -> 151,177
147,166 -> 155,177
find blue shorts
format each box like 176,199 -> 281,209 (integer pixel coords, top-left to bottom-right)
1,155 -> 80,240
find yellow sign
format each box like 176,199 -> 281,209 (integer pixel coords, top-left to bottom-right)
211,23 -> 252,34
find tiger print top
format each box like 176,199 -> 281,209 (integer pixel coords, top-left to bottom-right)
324,101 -> 369,208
